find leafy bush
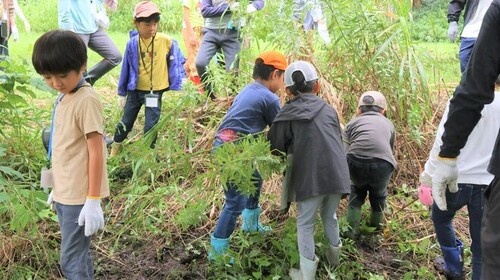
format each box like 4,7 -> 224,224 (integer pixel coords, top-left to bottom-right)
412,0 -> 451,42
0,60 -> 59,279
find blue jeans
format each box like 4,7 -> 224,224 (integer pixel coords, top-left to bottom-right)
212,138 -> 262,239
113,89 -> 165,148
459,37 -> 476,74
347,154 -> 394,212
432,184 -> 486,280
195,27 -> 241,96
212,170 -> 262,239
56,203 -> 94,280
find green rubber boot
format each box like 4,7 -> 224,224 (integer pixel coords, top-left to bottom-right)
346,206 -> 362,239
369,211 -> 384,230
326,241 -> 342,267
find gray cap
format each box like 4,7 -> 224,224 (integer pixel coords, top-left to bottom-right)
284,61 -> 319,87
358,91 -> 387,110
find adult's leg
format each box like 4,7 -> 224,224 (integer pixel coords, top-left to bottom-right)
56,203 -> 93,280
482,177 -> 500,279
458,37 -> 476,74
113,91 -> 144,143
195,28 -> 220,97
85,28 -> 122,85
181,27 -> 200,80
220,29 -> 242,72
432,185 -> 467,247
468,185 -> 486,280
432,184 -> 468,278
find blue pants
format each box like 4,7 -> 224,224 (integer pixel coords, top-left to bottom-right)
459,37 -> 476,74
212,170 -> 262,239
432,184 -> 486,280
56,203 -> 94,280
212,138 -> 262,239
113,89 -> 165,148
347,155 -> 394,212
195,27 -> 241,96
481,176 -> 500,279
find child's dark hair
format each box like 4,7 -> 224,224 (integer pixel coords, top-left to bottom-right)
253,58 -> 285,80
32,30 -> 87,74
359,105 -> 384,114
287,71 -> 317,96
135,13 -> 161,23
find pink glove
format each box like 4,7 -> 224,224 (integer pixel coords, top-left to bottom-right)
418,184 -> 433,206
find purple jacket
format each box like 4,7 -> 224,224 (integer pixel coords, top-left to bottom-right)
118,31 -> 186,96
200,0 -> 265,17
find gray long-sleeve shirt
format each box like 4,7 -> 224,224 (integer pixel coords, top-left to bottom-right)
343,111 -> 397,168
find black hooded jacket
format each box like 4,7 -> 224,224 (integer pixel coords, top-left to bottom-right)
268,93 -> 350,201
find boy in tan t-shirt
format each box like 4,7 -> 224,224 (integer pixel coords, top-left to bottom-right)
32,30 -> 109,279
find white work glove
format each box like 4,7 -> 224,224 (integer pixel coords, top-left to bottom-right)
448,21 -> 458,42
78,197 -> 104,237
47,191 -> 54,209
431,157 -> 458,211
246,4 -> 257,14
11,25 -> 19,41
118,96 -> 126,108
419,171 -> 432,187
230,2 -> 240,10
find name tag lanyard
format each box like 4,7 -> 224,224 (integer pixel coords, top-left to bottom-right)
140,35 -> 156,94
46,78 -> 86,168
140,36 -> 159,108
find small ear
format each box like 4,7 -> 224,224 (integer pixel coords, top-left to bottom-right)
357,108 -> 362,115
313,81 -> 320,93
272,69 -> 280,80
80,64 -> 87,73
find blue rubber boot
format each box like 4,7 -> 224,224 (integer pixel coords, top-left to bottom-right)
241,207 -> 271,233
208,234 -> 229,261
434,239 -> 464,279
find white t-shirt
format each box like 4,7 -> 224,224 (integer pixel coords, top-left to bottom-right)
462,0 -> 494,38
425,93 -> 500,185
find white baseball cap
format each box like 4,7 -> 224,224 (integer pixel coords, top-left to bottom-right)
284,61 -> 318,88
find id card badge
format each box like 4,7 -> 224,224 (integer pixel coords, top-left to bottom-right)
40,167 -> 54,190
145,91 -> 159,108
